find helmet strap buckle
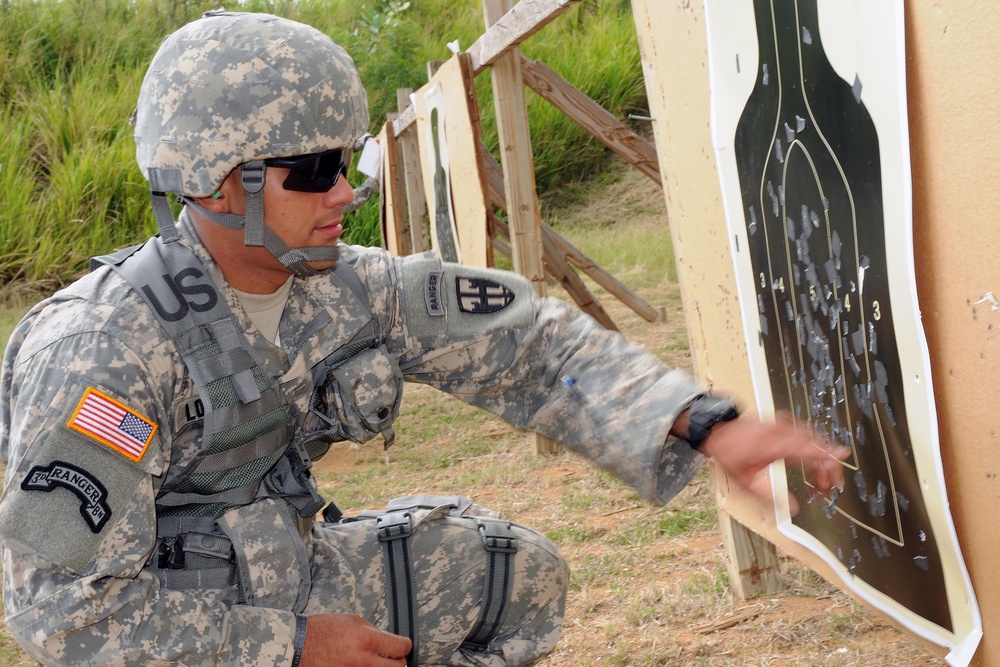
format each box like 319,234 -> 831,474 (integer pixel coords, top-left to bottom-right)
241,160 -> 266,194
241,161 -> 267,247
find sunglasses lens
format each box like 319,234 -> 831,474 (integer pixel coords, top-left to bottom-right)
266,149 -> 349,193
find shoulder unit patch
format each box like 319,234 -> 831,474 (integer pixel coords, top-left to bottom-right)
67,387 -> 157,463
455,276 -> 515,314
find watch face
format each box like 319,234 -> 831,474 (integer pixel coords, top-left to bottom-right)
688,396 -> 740,449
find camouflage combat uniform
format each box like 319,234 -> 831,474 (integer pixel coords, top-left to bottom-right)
0,211 -> 705,666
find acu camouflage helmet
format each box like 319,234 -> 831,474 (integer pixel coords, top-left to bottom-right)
134,10 -> 369,198
133,11 -> 369,275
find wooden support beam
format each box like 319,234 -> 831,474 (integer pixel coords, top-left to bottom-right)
484,0 -> 545,289
519,56 -> 661,186
545,228 -> 663,323
491,214 -> 616,329
712,465 -> 785,598
481,144 -> 661,324
393,0 -> 580,136
716,506 -> 784,598
468,0 -> 580,73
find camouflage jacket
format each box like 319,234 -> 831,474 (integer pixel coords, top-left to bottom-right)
0,212 -> 704,666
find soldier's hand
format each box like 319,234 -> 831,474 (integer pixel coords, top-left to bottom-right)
698,413 -> 850,513
300,613 -> 411,666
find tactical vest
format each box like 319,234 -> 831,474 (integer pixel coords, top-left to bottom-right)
92,231 -> 401,610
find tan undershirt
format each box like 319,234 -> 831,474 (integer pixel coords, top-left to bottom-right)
232,276 -> 294,345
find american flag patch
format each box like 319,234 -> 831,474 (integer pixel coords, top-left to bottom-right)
67,388 -> 157,462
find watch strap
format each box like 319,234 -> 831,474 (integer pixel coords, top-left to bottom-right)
684,395 -> 740,451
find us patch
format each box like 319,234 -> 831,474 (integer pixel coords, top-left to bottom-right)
456,276 -> 515,314
67,387 -> 157,463
21,461 -> 111,533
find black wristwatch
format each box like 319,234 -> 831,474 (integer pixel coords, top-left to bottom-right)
683,395 -> 740,452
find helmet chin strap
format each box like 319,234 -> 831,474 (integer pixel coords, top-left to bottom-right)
180,161 -> 340,277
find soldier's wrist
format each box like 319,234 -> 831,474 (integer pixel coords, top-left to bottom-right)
672,395 -> 741,452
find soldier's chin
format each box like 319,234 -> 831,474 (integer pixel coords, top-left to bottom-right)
283,244 -> 339,276
305,260 -> 337,274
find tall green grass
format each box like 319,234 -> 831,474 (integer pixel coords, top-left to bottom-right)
1,0 -> 649,290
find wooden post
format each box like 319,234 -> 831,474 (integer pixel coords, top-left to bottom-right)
483,0 -> 560,455
395,88 -> 430,253
714,468 -> 784,598
379,113 -> 411,256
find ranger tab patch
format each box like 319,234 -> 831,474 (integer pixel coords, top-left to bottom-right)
22,461 -> 112,533
456,276 -> 515,314
68,387 -> 157,463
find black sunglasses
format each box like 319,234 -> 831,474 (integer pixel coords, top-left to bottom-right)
264,148 -> 351,193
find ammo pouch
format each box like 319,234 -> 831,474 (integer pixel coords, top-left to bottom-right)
217,498 -> 312,613
315,345 -> 403,447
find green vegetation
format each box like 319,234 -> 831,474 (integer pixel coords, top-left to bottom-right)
0,0 -> 647,291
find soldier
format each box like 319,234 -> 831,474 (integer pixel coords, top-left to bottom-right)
0,11 -> 849,667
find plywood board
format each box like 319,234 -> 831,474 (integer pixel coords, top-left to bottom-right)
632,0 -> 997,663
904,3 -> 1000,666
413,54 -> 491,268
704,0 -> 979,661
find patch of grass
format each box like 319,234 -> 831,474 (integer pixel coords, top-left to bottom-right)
546,522 -> 607,545
657,507 -> 718,537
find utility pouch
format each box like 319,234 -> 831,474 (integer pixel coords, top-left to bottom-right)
217,498 -> 312,612
345,495 -> 511,667
321,345 -> 403,446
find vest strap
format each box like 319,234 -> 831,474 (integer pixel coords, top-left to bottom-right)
377,511 -> 418,667
463,519 -> 518,649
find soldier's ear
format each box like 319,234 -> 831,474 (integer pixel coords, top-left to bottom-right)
194,170 -> 243,213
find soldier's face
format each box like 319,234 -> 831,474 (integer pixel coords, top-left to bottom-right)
192,164 -> 356,292
259,164 -> 355,258
213,163 -> 354,268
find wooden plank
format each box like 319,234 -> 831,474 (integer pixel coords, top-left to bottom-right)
541,227 -> 618,331
392,100 -> 416,137
378,118 -> 410,256
393,0 -> 581,137
906,4 -> 1000,663
629,0 -> 788,606
484,0 -> 545,287
716,504 -> 784,599
490,212 -> 557,289
467,0 -> 580,73
519,56 -> 661,186
395,88 -> 430,253
691,606 -> 763,635
545,227 -> 663,323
